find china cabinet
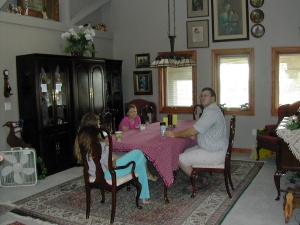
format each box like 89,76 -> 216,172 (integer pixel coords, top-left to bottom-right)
16,54 -> 123,175
105,59 -> 123,130
72,57 -> 106,130
16,54 -> 73,175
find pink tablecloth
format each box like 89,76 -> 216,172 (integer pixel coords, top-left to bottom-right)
112,120 -> 197,186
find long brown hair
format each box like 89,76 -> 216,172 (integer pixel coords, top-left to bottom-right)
74,113 -> 104,164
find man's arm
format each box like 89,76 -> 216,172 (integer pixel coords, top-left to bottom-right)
166,127 -> 198,138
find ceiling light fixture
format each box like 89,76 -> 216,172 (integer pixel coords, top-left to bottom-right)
150,0 -> 196,68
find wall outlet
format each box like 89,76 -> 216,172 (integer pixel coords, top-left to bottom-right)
252,129 -> 257,136
4,102 -> 11,110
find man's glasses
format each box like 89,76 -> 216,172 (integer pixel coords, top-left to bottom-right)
200,94 -> 211,98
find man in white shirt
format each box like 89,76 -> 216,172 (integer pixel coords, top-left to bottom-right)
166,87 -> 228,177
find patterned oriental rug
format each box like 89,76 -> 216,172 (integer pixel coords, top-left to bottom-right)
9,160 -> 264,225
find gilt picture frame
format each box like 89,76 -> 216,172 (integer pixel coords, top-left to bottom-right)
133,71 -> 153,95
211,0 -> 249,42
187,20 -> 209,48
187,0 -> 209,18
135,53 -> 150,68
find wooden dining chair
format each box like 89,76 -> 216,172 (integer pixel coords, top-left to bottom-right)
125,99 -> 157,123
192,104 -> 204,120
99,107 -> 116,134
79,126 -> 142,224
190,115 -> 236,198
193,104 -> 225,120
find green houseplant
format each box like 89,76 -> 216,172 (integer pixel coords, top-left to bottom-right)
61,24 -> 96,56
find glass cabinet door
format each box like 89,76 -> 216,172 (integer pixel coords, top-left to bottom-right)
54,63 -> 69,125
40,63 -> 53,127
39,62 -> 69,128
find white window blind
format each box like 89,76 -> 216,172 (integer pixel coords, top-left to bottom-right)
219,56 -> 249,108
166,67 -> 193,107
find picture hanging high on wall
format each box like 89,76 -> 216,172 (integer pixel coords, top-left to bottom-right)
187,0 -> 209,18
135,53 -> 150,68
187,20 -> 209,48
211,0 -> 249,42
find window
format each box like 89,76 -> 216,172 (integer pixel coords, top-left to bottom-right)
159,51 -> 197,114
272,47 -> 300,115
212,48 -> 254,115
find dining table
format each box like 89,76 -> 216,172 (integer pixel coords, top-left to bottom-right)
111,120 -> 197,203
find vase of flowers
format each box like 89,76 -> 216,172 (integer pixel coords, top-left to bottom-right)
61,24 -> 96,56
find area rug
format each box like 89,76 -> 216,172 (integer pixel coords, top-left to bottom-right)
0,203 -> 14,216
10,160 -> 263,225
1,221 -> 26,225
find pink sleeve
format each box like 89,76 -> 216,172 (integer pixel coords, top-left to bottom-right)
119,116 -> 141,131
118,117 -> 130,131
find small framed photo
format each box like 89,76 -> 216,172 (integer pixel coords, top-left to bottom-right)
251,24 -> 265,38
187,0 -> 209,18
187,20 -> 209,48
250,0 -> 264,8
135,53 -> 150,68
133,71 -> 153,95
211,0 -> 249,42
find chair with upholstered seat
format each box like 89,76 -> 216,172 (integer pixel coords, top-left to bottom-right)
125,99 -> 157,124
79,126 -> 142,224
190,115 -> 236,198
256,101 -> 300,160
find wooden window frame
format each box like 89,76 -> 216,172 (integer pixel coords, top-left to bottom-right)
158,50 -> 197,114
272,47 -> 300,115
212,48 -> 255,116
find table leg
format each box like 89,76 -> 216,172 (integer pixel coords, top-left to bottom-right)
164,183 -> 169,203
274,170 -> 285,201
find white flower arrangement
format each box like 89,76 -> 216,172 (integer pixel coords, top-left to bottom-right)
61,24 -> 96,56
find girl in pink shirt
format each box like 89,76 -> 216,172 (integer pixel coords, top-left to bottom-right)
119,104 -> 141,131
118,104 -> 158,181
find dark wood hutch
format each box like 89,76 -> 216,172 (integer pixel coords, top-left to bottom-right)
16,54 -> 123,175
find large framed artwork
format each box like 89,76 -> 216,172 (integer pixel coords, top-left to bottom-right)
187,0 -> 209,18
187,20 -> 209,48
133,71 -> 153,95
211,0 -> 249,42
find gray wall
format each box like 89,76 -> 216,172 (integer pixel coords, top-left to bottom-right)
0,0 -> 299,151
108,0 -> 300,151
0,3 -> 113,150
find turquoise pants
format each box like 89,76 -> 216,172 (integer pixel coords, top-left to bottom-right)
104,149 -> 150,199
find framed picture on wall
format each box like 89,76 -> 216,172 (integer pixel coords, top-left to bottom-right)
135,53 -> 150,68
211,0 -> 249,42
187,20 -> 209,48
17,0 -> 59,21
187,0 -> 209,18
133,71 -> 153,95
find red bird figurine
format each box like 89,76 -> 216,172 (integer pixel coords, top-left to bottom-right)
2,121 -> 31,148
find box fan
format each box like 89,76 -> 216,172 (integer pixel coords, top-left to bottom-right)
0,148 -> 37,187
